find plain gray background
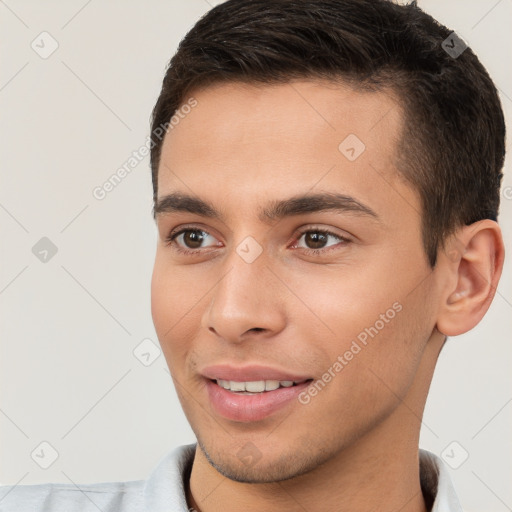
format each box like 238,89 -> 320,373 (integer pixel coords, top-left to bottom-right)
1,1 -> 511,511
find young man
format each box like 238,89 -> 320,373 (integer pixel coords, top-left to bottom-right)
0,0 -> 505,511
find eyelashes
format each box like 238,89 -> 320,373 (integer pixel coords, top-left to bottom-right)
165,228 -> 219,255
164,226 -> 351,257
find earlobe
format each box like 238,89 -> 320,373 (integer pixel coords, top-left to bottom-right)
436,220 -> 504,337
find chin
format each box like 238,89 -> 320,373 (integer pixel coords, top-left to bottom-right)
196,435 -> 329,484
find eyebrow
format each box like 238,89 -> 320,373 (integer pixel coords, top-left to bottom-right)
153,191 -> 379,223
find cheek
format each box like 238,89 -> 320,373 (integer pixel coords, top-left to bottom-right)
285,264 -> 404,342
150,258 -> 200,367
150,258 -> 173,336
287,262 -> 434,386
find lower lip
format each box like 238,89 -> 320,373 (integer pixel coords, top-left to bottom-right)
205,379 -> 312,422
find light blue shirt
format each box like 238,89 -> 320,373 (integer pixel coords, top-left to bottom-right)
0,445 -> 462,511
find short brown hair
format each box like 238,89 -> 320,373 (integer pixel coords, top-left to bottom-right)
150,0 -> 506,267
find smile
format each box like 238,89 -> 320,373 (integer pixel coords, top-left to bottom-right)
205,378 -> 313,422
214,379 -> 308,394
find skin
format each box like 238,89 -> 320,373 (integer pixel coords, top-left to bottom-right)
150,80 -> 504,512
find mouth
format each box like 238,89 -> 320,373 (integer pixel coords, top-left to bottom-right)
204,376 -> 314,422
211,378 -> 312,394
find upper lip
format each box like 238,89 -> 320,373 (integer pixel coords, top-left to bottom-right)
201,364 -> 312,383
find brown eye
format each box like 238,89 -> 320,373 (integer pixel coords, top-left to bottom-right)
294,228 -> 350,254
165,227 -> 221,254
303,232 -> 329,249
181,230 -> 206,249
165,227 -> 222,256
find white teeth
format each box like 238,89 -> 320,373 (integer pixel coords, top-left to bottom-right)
229,381 -> 245,392
217,379 -> 230,389
264,380 -> 280,391
246,381 -> 266,392
215,379 -> 301,392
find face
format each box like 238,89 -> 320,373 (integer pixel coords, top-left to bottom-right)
151,80 -> 443,483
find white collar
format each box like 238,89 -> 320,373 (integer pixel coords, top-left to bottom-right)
420,449 -> 463,511
144,444 -> 462,511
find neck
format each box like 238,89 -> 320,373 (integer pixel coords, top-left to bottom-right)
187,333 -> 444,512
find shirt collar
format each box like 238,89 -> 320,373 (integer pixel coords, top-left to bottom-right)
144,443 -> 195,512
420,449 -> 463,511
144,444 -> 462,511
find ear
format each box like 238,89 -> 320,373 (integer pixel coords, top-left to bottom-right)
436,220 -> 505,337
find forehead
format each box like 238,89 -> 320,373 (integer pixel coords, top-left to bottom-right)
171,78 -> 399,138
157,79 -> 415,222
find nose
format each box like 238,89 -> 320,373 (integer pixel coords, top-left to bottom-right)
201,247 -> 286,343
